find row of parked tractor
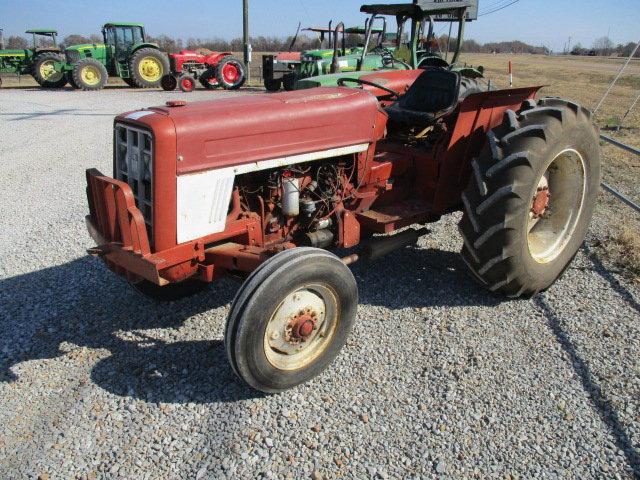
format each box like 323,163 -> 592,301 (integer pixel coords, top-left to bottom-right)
0,23 -> 247,91
0,6 -> 484,94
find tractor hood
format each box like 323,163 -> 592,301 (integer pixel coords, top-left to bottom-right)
125,87 -> 382,175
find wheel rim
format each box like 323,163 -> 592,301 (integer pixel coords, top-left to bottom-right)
263,284 -> 338,371
222,63 -> 240,83
39,60 -> 62,81
81,65 -> 102,86
527,148 -> 586,264
138,57 -> 163,82
181,78 -> 193,90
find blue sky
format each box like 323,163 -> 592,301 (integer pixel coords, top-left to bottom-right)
1,0 -> 637,52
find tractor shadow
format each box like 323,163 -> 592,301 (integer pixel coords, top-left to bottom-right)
0,257 -> 258,403
352,246 -> 505,310
0,247 -> 497,405
535,292 -> 640,478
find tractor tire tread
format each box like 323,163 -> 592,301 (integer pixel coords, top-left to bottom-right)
458,96 -> 601,297
33,51 -> 67,88
71,58 -> 108,90
129,48 -> 170,88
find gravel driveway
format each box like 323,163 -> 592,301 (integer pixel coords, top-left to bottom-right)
0,86 -> 638,479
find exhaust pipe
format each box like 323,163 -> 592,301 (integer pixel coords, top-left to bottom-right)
364,227 -> 429,260
341,227 -> 429,265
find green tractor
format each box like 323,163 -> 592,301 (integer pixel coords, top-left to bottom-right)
0,29 -> 67,88
295,0 -> 482,90
296,23 -> 391,78
263,23 -> 385,91
58,22 -> 169,90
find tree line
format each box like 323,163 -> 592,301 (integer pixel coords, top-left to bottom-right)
2,31 -> 637,58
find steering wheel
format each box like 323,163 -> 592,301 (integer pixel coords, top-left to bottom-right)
337,77 -> 400,99
372,45 -> 394,66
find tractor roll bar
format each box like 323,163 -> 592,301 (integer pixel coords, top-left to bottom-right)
359,15 -> 388,70
329,22 -> 346,74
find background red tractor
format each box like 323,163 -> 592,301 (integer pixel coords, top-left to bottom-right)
161,50 -> 246,92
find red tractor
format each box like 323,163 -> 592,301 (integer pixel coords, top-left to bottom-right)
161,50 -> 246,92
84,2 -> 601,393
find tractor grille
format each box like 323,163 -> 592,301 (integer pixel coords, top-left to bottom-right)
65,50 -> 79,63
114,123 -> 153,241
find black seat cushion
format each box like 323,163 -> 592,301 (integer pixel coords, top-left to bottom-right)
386,67 -> 461,127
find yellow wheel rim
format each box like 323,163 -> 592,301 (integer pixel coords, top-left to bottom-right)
138,57 -> 163,82
39,60 -> 62,81
81,65 -> 102,86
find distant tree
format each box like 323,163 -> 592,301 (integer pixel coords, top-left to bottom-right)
62,34 -> 92,47
571,43 -> 586,56
593,36 -> 614,56
619,41 -> 640,58
7,35 -> 28,49
462,39 -> 482,53
148,34 -> 183,53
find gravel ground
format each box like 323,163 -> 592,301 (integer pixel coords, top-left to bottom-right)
0,86 -> 639,480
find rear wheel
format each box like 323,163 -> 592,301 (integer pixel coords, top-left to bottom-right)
215,56 -> 246,90
178,75 -> 195,92
160,74 -> 177,91
72,58 -> 108,90
264,78 -> 281,92
129,48 -> 170,88
225,248 -> 358,392
458,97 -> 601,297
282,72 -> 297,91
33,52 -> 67,88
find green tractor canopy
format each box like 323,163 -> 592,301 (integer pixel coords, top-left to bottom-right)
295,0 -> 481,90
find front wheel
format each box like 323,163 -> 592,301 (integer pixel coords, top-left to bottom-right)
129,48 -> 170,88
160,74 -> 177,91
72,58 -> 108,90
225,248 -> 358,392
459,97 -> 601,297
178,75 -> 195,92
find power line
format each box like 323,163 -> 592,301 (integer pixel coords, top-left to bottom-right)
480,0 -> 513,11
479,0 -> 521,16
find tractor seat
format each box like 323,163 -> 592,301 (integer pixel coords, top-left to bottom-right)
385,67 -> 461,128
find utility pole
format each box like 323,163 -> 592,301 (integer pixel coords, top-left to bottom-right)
243,0 -> 251,84
0,28 -> 4,50
567,36 -> 571,53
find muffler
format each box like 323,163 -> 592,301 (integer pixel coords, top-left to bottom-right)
363,227 -> 430,260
